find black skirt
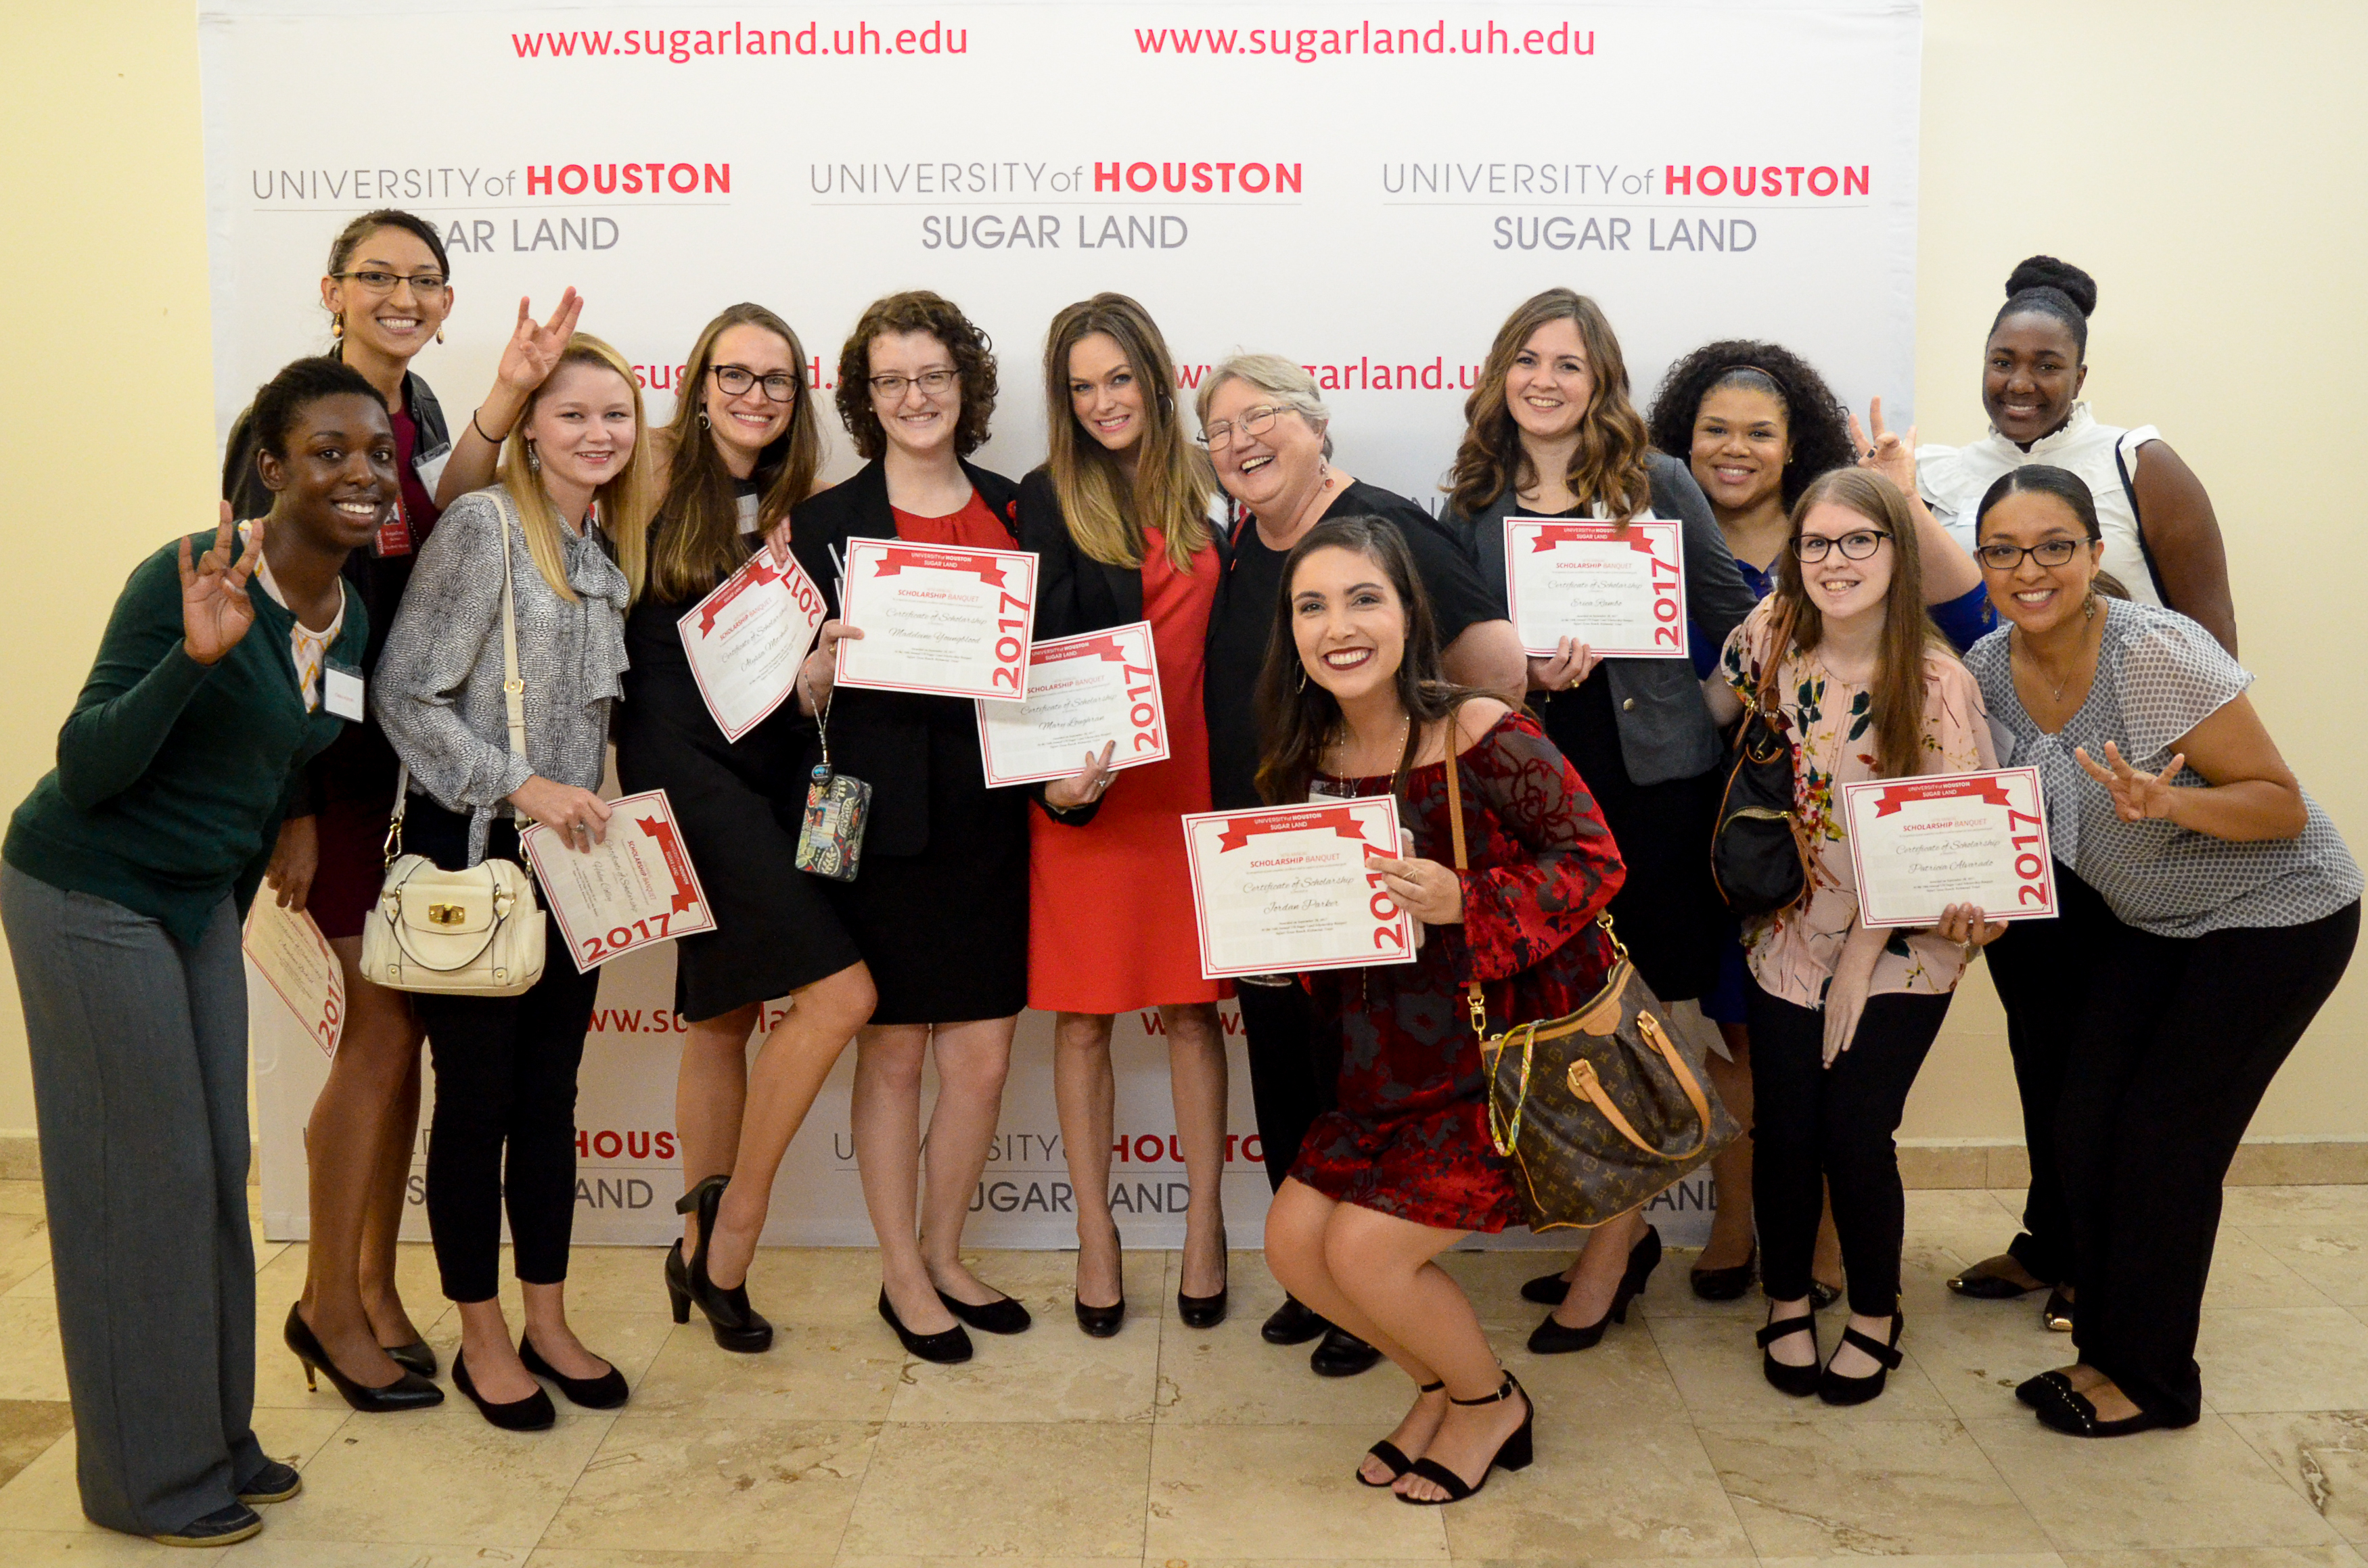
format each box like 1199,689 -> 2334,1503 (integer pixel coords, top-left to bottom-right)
820,691 -> 1028,1026
1535,670 -> 1731,1002
614,595 -> 863,1023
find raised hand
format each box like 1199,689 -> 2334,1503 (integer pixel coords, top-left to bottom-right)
1044,741 -> 1117,810
495,289 -> 584,396
181,502 -> 265,666
1848,395 -> 1918,496
1527,637 -> 1601,695
2074,740 -> 2187,823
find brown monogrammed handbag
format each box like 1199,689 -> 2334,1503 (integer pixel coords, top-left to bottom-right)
1441,729 -> 1741,1231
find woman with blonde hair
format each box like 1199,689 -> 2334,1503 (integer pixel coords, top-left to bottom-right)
375,332 -> 654,1427
1019,293 -> 1229,1334
616,303 -> 876,1350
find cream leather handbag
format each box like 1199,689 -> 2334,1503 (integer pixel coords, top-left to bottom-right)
359,510 -> 547,996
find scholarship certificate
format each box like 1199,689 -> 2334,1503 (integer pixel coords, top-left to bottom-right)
976,620 -> 1169,787
1503,516 -> 1687,659
834,538 -> 1039,701
1181,797 -> 1419,979
520,789 -> 719,971
677,549 -> 829,741
243,896 -> 344,1059
1839,766 -> 2060,929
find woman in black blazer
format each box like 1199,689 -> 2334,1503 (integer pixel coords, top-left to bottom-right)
788,292 -> 1030,1366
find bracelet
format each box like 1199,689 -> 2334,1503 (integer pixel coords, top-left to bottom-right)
471,408 -> 507,445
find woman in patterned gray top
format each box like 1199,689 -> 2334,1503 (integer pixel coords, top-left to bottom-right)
1963,465 -> 2359,1438
375,333 -> 654,1430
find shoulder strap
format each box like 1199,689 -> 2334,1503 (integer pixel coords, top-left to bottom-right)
2112,430 -> 2175,604
1436,708 -> 1491,1044
497,495 -> 529,762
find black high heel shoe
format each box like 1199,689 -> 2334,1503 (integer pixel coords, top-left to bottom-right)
1817,1312 -> 1905,1406
453,1349 -> 555,1431
1075,1224 -> 1125,1338
669,1176 -> 773,1353
880,1288 -> 973,1364
1359,1380 -> 1443,1486
283,1304 -> 442,1413
1177,1238 -> 1229,1330
384,1339 -> 437,1379
1529,1224 -> 1661,1354
1396,1373 -> 1534,1505
1758,1306 -> 1822,1397
1689,1241 -> 1759,1301
520,1335 -> 629,1410
1520,1266 -> 1574,1306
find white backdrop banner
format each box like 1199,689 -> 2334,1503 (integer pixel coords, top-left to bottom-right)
205,0 -> 1920,1247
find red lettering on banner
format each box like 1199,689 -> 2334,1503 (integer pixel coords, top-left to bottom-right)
633,814 -> 703,913
1037,633 -> 1129,665
1845,166 -> 1870,195
1094,162 -> 1120,191
1213,806 -> 1374,852
527,165 -> 553,195
869,545 -> 1010,586
1523,524 -> 1662,555
1808,165 -> 1838,195
1665,164 -> 1691,196
668,162 -> 698,192
1868,777 -> 2014,816
1125,162 -> 1156,191
1214,161 -> 1236,191
558,164 -> 588,194
704,163 -> 730,193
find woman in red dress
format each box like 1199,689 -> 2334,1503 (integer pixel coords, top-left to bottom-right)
1258,516 -> 1625,1505
1019,294 -> 1231,1335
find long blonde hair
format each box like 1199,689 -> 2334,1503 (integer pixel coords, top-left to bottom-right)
1041,294 -> 1212,571
495,333 -> 655,599
1447,287 -> 1652,523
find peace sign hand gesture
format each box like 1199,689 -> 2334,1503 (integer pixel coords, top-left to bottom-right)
495,289 -> 584,397
180,503 -> 265,666
1848,395 -> 1918,496
2074,740 -> 2187,824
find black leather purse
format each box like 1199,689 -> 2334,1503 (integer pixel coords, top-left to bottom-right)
1710,601 -> 1809,917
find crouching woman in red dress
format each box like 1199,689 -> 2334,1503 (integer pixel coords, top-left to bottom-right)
1256,515 -> 1626,1506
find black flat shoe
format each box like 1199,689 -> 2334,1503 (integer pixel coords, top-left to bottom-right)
1949,1253 -> 2050,1299
880,1289 -> 973,1364
670,1177 -> 774,1353
2016,1369 -> 2074,1408
234,1460 -> 302,1506
283,1304 -> 443,1413
451,1350 -> 555,1431
1690,1241 -> 1758,1301
1758,1307 -> 1821,1397
2042,1286 -> 2076,1333
1311,1324 -> 1383,1377
936,1287 -> 1031,1335
1817,1312 -> 1905,1406
1177,1249 -> 1229,1329
1359,1380 -> 1444,1487
383,1339 -> 437,1379
151,1502 -> 263,1548
1396,1373 -> 1533,1506
1520,1268 -> 1573,1306
2032,1382 -> 2187,1437
1262,1294 -> 1327,1345
1809,1279 -> 1844,1310
1529,1224 -> 1662,1355
520,1335 -> 629,1410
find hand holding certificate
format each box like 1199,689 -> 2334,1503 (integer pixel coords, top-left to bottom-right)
677,549 -> 828,741
1503,517 -> 1687,659
1840,767 -> 2059,929
834,538 -> 1039,701
520,788 -> 719,972
977,620 -> 1168,788
243,896 -> 344,1058
1182,798 -> 1419,979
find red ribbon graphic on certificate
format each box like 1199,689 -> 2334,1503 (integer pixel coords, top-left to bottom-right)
1527,523 -> 1665,559
635,813 -> 702,914
693,553 -> 781,635
1212,806 -> 1376,852
871,545 -> 1010,586
1866,776 -> 2015,816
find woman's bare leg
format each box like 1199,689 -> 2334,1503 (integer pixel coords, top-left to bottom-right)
1052,1012 -> 1122,1308
357,1036 -> 424,1347
919,1016 -> 1019,1304
1162,1002 -> 1229,1297
850,1022 -> 955,1333
675,1003 -> 759,1254
1551,1206 -> 1645,1328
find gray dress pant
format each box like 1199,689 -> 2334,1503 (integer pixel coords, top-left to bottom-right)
0,866 -> 267,1536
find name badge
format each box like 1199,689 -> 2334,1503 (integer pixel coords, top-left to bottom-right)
323,664 -> 365,722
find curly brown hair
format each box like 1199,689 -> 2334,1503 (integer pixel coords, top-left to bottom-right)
1645,339 -> 1854,511
834,290 -> 997,459
1446,287 -> 1652,522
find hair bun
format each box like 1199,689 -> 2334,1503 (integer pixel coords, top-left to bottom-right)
2004,255 -> 2097,317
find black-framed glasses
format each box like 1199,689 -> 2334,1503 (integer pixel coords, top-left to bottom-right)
1974,538 -> 2084,571
332,269 -> 447,294
711,364 -> 799,403
1196,404 -> 1283,451
1792,529 -> 1891,562
868,368 -> 957,399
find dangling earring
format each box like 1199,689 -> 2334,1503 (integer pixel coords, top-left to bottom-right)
526,442 -> 541,474
2083,589 -> 2097,622
330,314 -> 344,342
1296,665 -> 1307,693
435,325 -> 445,344
698,409 -> 711,430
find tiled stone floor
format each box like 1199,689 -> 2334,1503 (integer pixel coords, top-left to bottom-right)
8,1178 -> 2368,1563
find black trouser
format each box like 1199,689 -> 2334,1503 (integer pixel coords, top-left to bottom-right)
1982,862 -> 2117,1287
1748,984 -> 1953,1317
2059,900 -> 2358,1425
1236,980 -> 1335,1192
407,803 -> 603,1304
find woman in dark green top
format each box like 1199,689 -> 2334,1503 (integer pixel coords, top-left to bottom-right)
0,358 -> 417,1548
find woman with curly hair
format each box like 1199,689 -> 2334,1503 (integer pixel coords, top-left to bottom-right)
1441,287 -> 1757,1354
788,292 -> 1030,1364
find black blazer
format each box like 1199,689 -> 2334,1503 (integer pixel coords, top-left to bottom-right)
1016,467 -> 1233,640
788,458 -> 1024,856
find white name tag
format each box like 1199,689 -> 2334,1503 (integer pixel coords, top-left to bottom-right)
323,666 -> 365,722
413,445 -> 451,496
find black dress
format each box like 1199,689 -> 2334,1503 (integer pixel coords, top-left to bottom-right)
614,496 -> 863,1021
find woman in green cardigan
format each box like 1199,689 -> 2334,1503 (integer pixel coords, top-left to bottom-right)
0,356 -> 422,1549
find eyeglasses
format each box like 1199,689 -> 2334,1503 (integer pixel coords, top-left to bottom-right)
1197,404 -> 1283,451
332,270 -> 447,295
1792,530 -> 1891,562
1974,539 -> 2084,571
712,365 -> 799,403
868,369 -> 957,400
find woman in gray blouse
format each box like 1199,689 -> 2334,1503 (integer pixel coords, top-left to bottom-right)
375,333 -> 655,1429
1965,465 -> 2359,1438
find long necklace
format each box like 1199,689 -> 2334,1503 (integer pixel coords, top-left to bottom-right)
1324,712 -> 1411,790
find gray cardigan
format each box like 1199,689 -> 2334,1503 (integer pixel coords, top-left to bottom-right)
373,486 -> 631,864
1450,451 -> 1757,785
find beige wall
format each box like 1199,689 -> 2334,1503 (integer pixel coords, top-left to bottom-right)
0,1 -> 2359,1140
